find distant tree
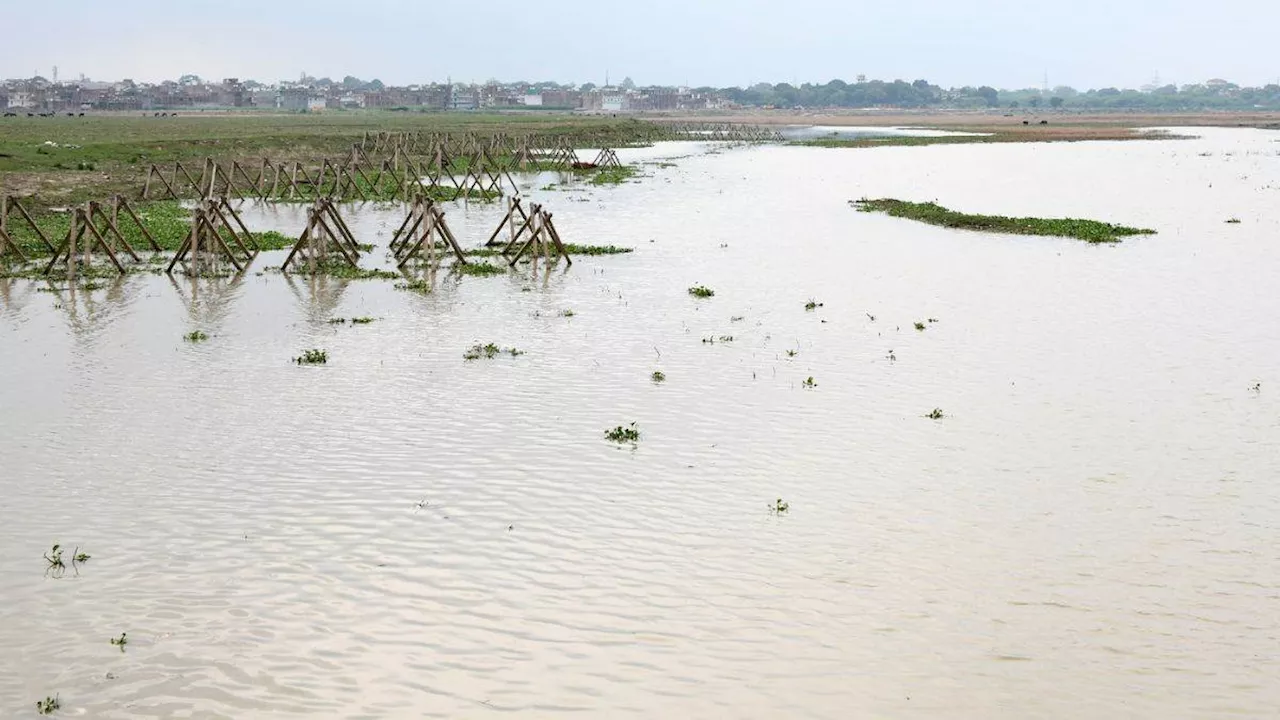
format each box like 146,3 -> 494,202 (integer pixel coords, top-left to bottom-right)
178,74 -> 201,85
1028,95 -> 1041,108
856,74 -> 867,83
580,82 -> 597,92
315,77 -> 334,87
620,77 -> 636,90
1009,101 -> 1019,108
342,75 -> 362,90
368,79 -> 385,90
977,86 -> 999,107
1049,96 -> 1064,109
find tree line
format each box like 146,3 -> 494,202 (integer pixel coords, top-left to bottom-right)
713,79 -> 1280,111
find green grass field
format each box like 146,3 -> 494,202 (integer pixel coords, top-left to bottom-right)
0,111 -> 670,207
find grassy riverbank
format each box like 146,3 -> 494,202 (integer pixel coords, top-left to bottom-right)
852,198 -> 1156,244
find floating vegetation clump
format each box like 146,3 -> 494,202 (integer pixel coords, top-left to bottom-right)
1225,218 -> 1242,224
688,285 -> 715,298
926,408 -> 945,420
604,423 -> 641,443
351,317 -> 375,324
914,322 -> 927,331
852,198 -> 1156,244
805,299 -> 824,311
585,165 -> 640,185
786,349 -> 799,358
294,349 -> 328,365
803,376 -> 817,389
560,309 -> 576,318
36,695 -> 60,715
456,261 -> 507,277
183,330 -> 209,342
770,498 -> 790,514
463,343 -> 524,361
561,244 -> 634,256
395,278 -> 431,293
283,263 -> 401,281
73,549 -> 90,564
651,371 -> 666,383
702,335 -> 735,344
110,633 -> 128,650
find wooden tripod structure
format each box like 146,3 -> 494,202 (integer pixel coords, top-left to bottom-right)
166,197 -> 258,275
592,148 -> 623,169
42,206 -> 129,278
280,198 -> 362,273
1,195 -> 58,261
389,196 -> 467,270
496,201 -> 571,267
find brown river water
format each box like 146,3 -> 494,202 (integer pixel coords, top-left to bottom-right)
1,130 -> 1278,718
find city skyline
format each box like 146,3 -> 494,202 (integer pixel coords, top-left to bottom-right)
4,0 -> 1279,91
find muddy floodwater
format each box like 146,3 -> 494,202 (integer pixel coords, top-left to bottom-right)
2,129 -> 1279,718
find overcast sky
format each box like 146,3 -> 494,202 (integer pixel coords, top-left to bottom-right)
4,0 -> 1278,89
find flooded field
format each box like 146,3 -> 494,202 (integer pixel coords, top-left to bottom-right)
2,129 -> 1279,718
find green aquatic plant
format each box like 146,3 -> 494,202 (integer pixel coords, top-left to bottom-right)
926,408 -> 945,420
688,285 -> 715,298
395,278 -> 432,293
36,695 -> 60,715
73,548 -> 90,564
786,349 -> 799,358
651,370 -> 666,383
463,343 -> 523,360
852,198 -> 1156,244
805,299 -> 824,311
1225,218 -> 1242,224
802,377 -> 817,389
456,261 -> 506,277
702,335 -> 735,344
110,633 -> 128,650
560,309 -> 576,317
350,316 -> 376,325
43,544 -> 65,571
730,315 -> 745,322
914,322 -> 927,331
183,330 -> 209,342
293,349 -> 328,365
604,423 -> 641,443
327,318 -> 348,325
560,244 -> 635,256
770,498 -> 790,514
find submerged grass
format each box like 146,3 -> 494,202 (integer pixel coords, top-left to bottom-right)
852,198 -> 1155,244
688,285 -> 715,298
183,330 -> 209,342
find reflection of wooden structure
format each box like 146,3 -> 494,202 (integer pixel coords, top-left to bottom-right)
390,195 -> 467,270
167,197 -> 257,275
496,201 -> 571,267
1,195 -> 57,260
280,198 -> 362,272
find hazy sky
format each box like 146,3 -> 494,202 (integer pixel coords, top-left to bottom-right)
4,0 -> 1278,89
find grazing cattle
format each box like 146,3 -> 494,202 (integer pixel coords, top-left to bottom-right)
1022,120 -> 1029,125
1039,120 -> 1048,125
